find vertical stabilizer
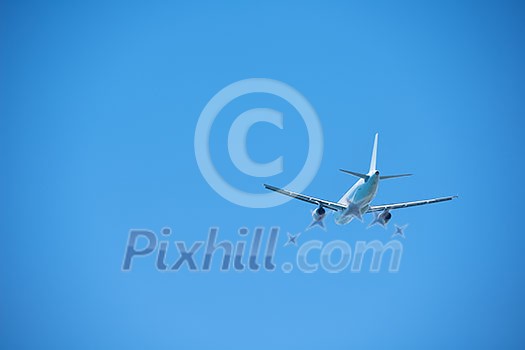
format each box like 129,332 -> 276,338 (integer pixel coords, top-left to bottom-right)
369,133 -> 378,173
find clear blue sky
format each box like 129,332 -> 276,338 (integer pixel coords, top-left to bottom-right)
2,0 -> 524,349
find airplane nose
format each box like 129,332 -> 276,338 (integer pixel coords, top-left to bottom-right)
375,171 -> 379,175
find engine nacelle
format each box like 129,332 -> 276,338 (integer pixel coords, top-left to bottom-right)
370,209 -> 392,228
379,209 -> 392,225
312,205 -> 326,221
308,204 -> 328,230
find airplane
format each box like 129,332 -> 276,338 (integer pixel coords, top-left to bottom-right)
264,133 -> 457,229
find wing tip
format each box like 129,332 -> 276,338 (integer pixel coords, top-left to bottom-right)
264,184 -> 281,192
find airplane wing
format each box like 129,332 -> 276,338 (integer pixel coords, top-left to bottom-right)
366,196 -> 458,213
263,184 -> 347,211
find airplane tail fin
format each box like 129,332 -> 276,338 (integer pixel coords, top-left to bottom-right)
369,133 -> 378,173
340,133 -> 379,179
341,134 -> 412,181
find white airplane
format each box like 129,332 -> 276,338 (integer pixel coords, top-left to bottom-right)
264,133 -> 457,229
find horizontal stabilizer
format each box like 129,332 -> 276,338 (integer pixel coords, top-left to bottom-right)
339,169 -> 368,179
379,174 -> 412,180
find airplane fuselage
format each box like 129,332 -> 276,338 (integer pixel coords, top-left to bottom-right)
334,171 -> 380,225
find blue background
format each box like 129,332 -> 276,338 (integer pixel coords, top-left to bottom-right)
2,0 -> 524,349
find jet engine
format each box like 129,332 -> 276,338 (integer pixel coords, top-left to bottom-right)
312,205 -> 326,221
369,209 -> 392,228
308,204 -> 327,230
378,209 -> 392,225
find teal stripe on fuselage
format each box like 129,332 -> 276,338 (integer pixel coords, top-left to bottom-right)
344,172 -> 380,205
